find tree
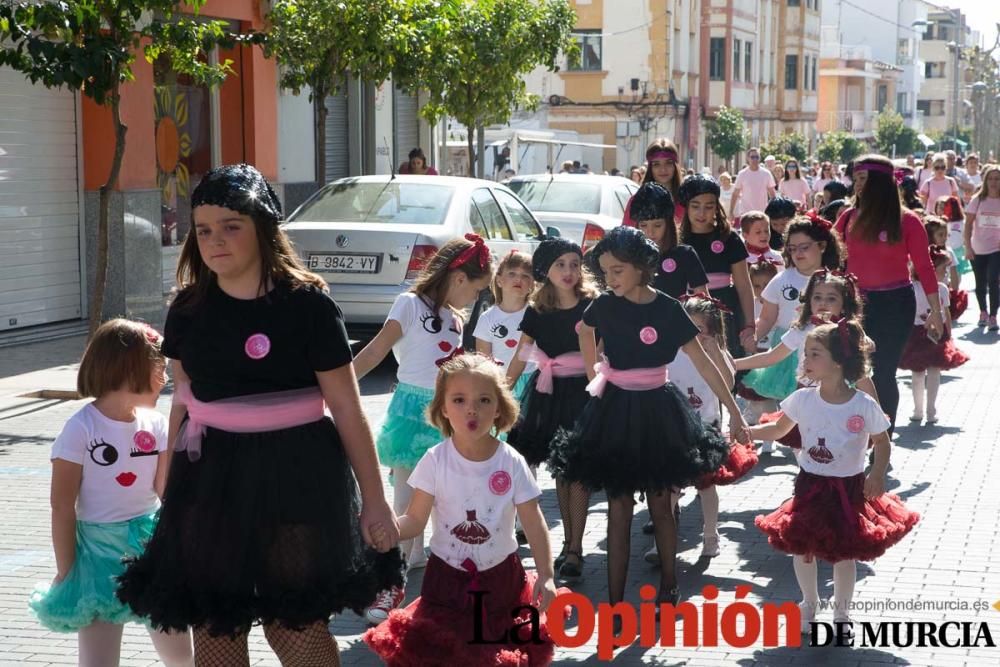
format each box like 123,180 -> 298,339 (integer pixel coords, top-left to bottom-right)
817,130 -> 863,164
398,0 -> 577,176
760,131 -> 808,165
0,0 -> 245,335
706,106 -> 748,171
265,0 -> 408,185
874,108 -> 917,156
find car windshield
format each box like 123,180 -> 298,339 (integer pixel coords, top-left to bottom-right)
507,181 -> 602,214
292,181 -> 454,225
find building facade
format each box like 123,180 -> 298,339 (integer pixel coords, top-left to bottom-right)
917,7 -> 974,136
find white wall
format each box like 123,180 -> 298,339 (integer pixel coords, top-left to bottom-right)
278,86 -> 315,183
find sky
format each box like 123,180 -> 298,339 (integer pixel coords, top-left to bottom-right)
944,0 -> 1000,50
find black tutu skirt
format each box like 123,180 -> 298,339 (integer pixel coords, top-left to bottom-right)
507,372 -> 590,467
898,325 -> 969,372
116,417 -> 406,637
549,382 -> 730,498
755,470 -> 919,562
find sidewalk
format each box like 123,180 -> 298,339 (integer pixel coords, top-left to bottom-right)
2,277 -> 1000,665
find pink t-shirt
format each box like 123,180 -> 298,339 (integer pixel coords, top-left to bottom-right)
919,176 -> 958,209
779,178 -> 811,207
734,168 -> 775,215
967,196 -> 1000,255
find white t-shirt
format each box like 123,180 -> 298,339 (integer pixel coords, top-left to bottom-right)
913,282 -> 950,325
472,304 -> 535,375
409,438 -> 541,571
734,167 -> 776,216
51,404 -> 167,523
780,324 -> 815,387
668,349 -> 720,425
719,185 -> 735,217
387,292 -> 463,389
761,268 -> 811,330
780,387 -> 890,477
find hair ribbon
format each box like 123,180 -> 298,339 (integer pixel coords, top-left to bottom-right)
448,234 -> 490,270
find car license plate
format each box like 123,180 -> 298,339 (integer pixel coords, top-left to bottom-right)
308,253 -> 381,273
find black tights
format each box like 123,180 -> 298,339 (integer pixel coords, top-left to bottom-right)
193,622 -> 340,667
862,285 -> 916,436
556,477 -> 590,558
607,491 -> 677,605
972,252 -> 1000,316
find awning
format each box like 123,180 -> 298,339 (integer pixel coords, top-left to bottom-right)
917,133 -> 935,147
944,137 -> 969,149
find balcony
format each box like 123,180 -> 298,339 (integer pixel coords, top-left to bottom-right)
817,110 -> 878,136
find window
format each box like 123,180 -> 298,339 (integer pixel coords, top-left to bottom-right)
733,39 -> 742,82
938,26 -> 950,42
745,42 -> 752,82
470,189 -> 512,240
710,38 -> 726,80
897,92 -> 907,114
507,181 -> 601,214
492,189 -> 541,242
803,56 -> 809,90
811,55 -> 817,90
925,62 -> 947,79
788,0 -> 800,6
785,54 -> 799,89
568,30 -> 602,71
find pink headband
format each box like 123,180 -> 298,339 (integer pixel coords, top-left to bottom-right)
648,150 -> 677,163
854,161 -> 894,175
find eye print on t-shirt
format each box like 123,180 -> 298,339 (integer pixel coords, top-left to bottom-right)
490,323 -> 518,360
781,285 -> 800,302
87,439 -> 139,488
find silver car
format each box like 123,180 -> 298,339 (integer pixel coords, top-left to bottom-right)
282,175 -> 552,334
506,173 -> 638,251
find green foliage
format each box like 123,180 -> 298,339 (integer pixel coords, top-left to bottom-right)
817,130 -> 863,164
759,131 -> 808,164
874,108 -> 918,156
706,106 -> 748,166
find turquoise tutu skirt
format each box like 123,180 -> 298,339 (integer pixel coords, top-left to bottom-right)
376,382 -> 443,469
742,328 -> 799,401
953,246 -> 972,275
29,512 -> 157,632
497,373 -> 533,443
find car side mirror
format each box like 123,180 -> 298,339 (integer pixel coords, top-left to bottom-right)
544,225 -> 562,238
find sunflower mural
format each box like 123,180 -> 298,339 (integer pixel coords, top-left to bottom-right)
154,84 -> 192,245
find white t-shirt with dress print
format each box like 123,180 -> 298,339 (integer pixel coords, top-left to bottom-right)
408,438 -> 541,571
668,349 -> 721,425
780,387 -> 890,477
51,404 -> 168,523
761,268 -> 810,331
387,292 -> 463,389
913,282 -> 950,326
472,304 -> 536,375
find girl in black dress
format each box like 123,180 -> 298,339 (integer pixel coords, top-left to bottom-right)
551,226 -> 750,610
679,174 -> 757,362
630,182 -> 709,299
505,238 -> 600,581
117,164 -> 404,666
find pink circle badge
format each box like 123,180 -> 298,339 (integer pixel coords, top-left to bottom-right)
878,231 -> 888,242
639,326 -> 659,345
846,415 -> 865,433
489,470 -> 512,495
574,321 -> 583,334
133,430 -> 156,453
245,333 -> 271,360
662,258 -> 677,273
711,240 -> 725,254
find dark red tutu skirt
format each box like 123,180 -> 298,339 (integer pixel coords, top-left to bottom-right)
363,553 -> 569,666
696,442 -> 759,489
755,470 -> 919,562
948,288 -> 968,321
898,325 -> 970,372
737,383 -> 769,402
759,410 -> 802,449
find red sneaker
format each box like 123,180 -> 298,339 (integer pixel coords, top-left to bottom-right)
364,587 -> 404,625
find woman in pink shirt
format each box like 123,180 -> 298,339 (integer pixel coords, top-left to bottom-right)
964,165 -> 1000,330
836,155 -> 942,435
623,139 -> 685,228
778,159 -> 810,209
918,154 -> 959,208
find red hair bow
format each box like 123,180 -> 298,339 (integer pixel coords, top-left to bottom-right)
142,324 -> 162,345
754,255 -> 783,268
680,292 -> 732,314
435,347 -> 466,367
814,268 -> 858,287
448,233 -> 490,270
805,209 -> 833,231
893,168 -> 907,186
929,243 -> 950,262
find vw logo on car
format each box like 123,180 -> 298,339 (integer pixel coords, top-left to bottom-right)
335,234 -> 349,248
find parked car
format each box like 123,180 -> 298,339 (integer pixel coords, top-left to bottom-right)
506,173 -> 638,251
282,175 -> 555,337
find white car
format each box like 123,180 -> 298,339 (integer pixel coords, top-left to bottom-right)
282,175 -> 553,335
506,173 -> 638,251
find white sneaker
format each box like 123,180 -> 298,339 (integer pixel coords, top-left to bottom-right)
799,601 -> 818,634
644,543 -> 659,565
761,440 -> 775,454
364,586 -> 405,625
701,532 -> 721,557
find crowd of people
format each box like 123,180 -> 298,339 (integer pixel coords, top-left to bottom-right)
25,140 -> 1000,665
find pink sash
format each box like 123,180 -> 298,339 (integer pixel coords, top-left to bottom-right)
706,272 -> 733,290
586,357 -> 669,397
518,344 -> 586,394
174,382 -> 326,461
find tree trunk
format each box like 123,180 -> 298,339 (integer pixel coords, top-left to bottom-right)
467,128 -> 475,178
89,81 -> 128,338
315,85 -> 329,186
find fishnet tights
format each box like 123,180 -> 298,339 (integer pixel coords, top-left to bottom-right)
607,490 -> 677,605
555,476 -> 590,555
194,622 -> 340,667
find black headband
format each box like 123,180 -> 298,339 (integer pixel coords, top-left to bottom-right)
191,163 -> 283,225
678,174 -> 720,205
532,238 -> 583,282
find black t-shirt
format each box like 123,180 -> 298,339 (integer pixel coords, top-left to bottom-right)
769,226 -> 785,250
684,229 -> 749,275
582,291 -> 698,369
652,244 -> 709,298
518,299 -> 591,358
163,281 -> 353,402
